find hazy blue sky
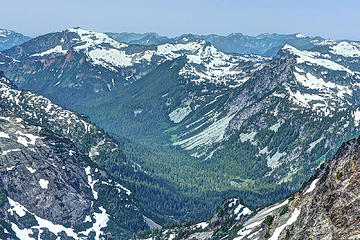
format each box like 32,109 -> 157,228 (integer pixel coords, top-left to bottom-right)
2,0 -> 360,40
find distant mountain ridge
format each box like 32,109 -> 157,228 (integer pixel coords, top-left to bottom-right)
106,31 -> 324,56
0,28 -> 31,51
0,27 -> 328,56
106,32 -> 170,46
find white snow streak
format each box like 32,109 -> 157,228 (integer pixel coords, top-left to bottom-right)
304,179 -> 320,195
269,208 -> 301,240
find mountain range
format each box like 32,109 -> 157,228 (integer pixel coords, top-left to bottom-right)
0,27 -> 360,239
105,32 -> 323,56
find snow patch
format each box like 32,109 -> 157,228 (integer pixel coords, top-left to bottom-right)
169,106 -> 192,123
259,146 -> 269,155
234,204 -> 252,220
0,132 -> 10,138
1,148 -> 20,156
235,200 -> 289,239
307,137 -> 324,153
15,131 -> 40,147
267,151 -> 286,169
79,206 -> 110,239
251,200 -> 289,223
173,114 -> 235,154
39,179 -> 49,189
196,222 -> 209,229
32,45 -> 67,57
8,198 -> 27,217
283,44 -> 355,74
6,166 -> 15,171
239,131 -> 257,143
269,121 -> 283,132
8,197 -> 109,240
304,179 -> 320,195
84,215 -> 92,222
88,48 -> 133,68
85,166 -> 99,199
10,223 -> 34,240
26,166 -> 36,173
134,109 -> 143,116
295,33 -> 306,38
235,220 -> 263,240
354,110 -> 360,126
115,183 -> 132,196
294,72 -> 351,98
228,198 -> 238,207
143,216 -> 161,229
88,139 -> 104,159
329,41 -> 360,57
269,208 -> 301,240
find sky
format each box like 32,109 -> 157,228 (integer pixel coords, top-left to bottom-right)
1,0 -> 360,40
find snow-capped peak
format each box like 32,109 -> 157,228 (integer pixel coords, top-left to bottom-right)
282,44 -> 356,74
329,41 -> 360,57
27,28 -> 265,86
67,27 -> 128,50
282,43 -> 295,51
0,29 -> 13,37
295,33 -> 306,38
280,42 -> 360,117
80,29 -> 263,84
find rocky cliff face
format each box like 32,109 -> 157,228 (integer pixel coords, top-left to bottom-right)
145,136 -> 360,240
0,72 -> 151,239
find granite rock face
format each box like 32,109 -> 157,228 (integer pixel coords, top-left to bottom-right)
0,109 -> 91,226
0,72 -> 149,239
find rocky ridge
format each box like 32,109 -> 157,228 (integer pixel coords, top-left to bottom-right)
0,72 -> 152,239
